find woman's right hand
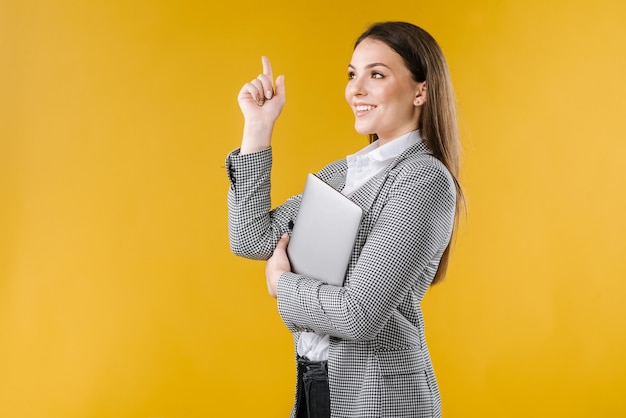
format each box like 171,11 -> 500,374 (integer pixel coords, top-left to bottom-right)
238,56 -> 285,154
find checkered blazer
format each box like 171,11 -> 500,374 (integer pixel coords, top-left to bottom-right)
227,140 -> 455,418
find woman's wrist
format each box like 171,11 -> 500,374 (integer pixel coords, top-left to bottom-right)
240,121 -> 274,154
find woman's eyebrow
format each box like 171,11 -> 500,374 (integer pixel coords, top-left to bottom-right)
348,62 -> 391,70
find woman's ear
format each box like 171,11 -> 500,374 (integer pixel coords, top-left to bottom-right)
414,81 -> 427,106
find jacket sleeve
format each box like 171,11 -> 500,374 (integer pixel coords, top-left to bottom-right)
276,160 -> 456,340
226,147 -> 300,260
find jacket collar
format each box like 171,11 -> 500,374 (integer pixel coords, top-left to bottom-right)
326,140 -> 431,215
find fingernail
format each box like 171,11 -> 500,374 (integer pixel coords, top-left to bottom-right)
257,96 -> 264,106
281,233 -> 289,238
266,90 -> 273,100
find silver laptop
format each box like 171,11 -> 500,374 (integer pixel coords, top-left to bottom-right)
287,173 -> 363,286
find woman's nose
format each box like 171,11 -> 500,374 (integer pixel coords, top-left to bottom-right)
349,77 -> 366,96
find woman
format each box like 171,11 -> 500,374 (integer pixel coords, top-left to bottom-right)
227,21 -> 463,418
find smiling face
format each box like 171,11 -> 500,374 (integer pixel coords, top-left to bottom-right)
345,38 -> 426,145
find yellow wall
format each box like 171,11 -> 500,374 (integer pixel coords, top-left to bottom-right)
1,0 -> 625,416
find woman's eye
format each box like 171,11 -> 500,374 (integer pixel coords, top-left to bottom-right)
347,72 -> 356,80
371,72 -> 384,79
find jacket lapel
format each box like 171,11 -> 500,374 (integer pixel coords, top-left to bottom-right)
324,162 -> 348,191
347,141 -> 431,215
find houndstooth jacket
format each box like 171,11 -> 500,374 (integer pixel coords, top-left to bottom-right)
226,139 -> 455,418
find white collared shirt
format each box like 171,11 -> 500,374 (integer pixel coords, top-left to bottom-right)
297,130 -> 422,361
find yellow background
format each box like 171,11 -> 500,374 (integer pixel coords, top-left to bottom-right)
1,0 -> 625,416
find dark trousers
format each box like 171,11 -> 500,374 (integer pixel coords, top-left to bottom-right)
296,357 -> 330,418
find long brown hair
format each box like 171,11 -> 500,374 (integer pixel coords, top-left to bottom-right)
355,22 -> 464,285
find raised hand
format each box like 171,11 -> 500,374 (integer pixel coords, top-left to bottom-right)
238,56 -> 286,154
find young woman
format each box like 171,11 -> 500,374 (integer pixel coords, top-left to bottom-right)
227,21 -> 463,418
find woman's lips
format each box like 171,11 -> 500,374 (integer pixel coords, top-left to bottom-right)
355,104 -> 376,116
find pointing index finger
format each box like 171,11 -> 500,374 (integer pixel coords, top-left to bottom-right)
262,56 -> 273,80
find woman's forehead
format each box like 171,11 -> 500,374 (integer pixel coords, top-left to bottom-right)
350,39 -> 404,68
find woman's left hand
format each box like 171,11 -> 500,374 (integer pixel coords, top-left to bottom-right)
266,234 -> 291,298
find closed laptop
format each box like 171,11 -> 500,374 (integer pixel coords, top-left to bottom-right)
287,173 -> 363,286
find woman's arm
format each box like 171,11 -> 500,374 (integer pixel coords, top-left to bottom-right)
276,162 -> 456,340
227,148 -> 301,260
227,57 -> 292,259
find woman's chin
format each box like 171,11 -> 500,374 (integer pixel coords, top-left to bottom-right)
354,124 -> 374,136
